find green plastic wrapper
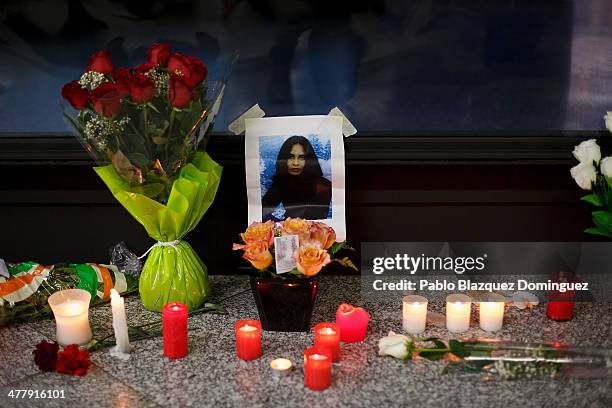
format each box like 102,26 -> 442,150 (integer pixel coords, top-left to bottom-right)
94,151 -> 222,312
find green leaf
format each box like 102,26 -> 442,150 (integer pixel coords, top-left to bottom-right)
424,337 -> 447,350
449,339 -> 467,358
328,241 -> 353,257
332,257 -> 358,271
418,350 -> 446,361
593,211 -> 612,234
584,227 -> 612,239
130,152 -> 150,167
606,177 -> 612,190
581,194 -> 603,207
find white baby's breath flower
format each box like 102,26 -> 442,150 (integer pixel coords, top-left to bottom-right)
78,71 -> 107,90
572,139 -> 601,165
604,111 -> 612,134
570,162 -> 597,190
600,157 -> 612,178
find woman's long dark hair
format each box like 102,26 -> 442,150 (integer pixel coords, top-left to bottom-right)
273,135 -> 323,180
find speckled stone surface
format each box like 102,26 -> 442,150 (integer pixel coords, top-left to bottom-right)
0,275 -> 611,408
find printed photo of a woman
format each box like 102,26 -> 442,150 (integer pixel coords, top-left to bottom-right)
262,135 -> 332,221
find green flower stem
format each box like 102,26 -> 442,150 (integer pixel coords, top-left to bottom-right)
165,109 -> 176,168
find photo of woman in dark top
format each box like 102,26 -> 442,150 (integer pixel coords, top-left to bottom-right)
262,135 -> 332,221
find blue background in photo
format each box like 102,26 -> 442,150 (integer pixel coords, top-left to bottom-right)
259,134 -> 332,219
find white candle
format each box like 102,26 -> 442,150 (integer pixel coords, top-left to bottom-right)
446,294 -> 471,333
111,289 -> 131,353
402,295 -> 428,334
478,293 -> 505,332
270,358 -> 293,377
48,289 -> 92,345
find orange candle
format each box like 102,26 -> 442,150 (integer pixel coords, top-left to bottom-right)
304,347 -> 331,391
235,319 -> 261,360
313,322 -> 340,362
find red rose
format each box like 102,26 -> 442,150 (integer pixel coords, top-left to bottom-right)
87,50 -> 114,74
129,73 -> 156,104
112,68 -> 131,97
183,55 -> 207,86
61,80 -> 90,109
135,62 -> 155,75
167,53 -> 207,87
55,345 -> 91,376
168,74 -> 194,108
147,43 -> 172,66
92,82 -> 121,117
33,340 -> 59,372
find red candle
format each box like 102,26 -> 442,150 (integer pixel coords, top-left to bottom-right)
547,287 -> 575,322
235,319 -> 261,360
335,304 -> 369,343
162,302 -> 188,359
547,301 -> 574,321
304,347 -> 331,391
313,322 -> 340,362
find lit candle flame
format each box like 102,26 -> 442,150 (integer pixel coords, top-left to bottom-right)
318,327 -> 336,336
240,324 -> 257,332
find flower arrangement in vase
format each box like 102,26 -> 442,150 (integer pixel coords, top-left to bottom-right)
233,218 -> 356,331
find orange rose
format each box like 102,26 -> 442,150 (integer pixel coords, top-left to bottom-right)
282,218 -> 311,241
294,243 -> 330,276
234,241 -> 273,270
241,220 -> 275,246
309,222 -> 336,249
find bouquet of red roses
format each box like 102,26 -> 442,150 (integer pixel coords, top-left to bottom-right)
61,44 -> 224,312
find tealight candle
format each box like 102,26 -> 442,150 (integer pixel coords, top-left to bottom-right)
402,295 -> 428,334
446,294 -> 471,333
270,358 -> 293,377
335,304 -> 369,343
313,322 -> 341,362
110,289 -> 131,354
235,319 -> 262,360
478,293 -> 505,332
304,347 -> 332,391
48,289 -> 92,345
162,303 -> 188,359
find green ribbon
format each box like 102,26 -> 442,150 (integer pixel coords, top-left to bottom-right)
73,264 -> 98,297
8,261 -> 39,276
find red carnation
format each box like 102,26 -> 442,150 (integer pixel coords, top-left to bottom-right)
135,62 -> 156,75
33,340 -> 59,372
129,73 -> 156,104
167,53 -> 207,87
112,68 -> 131,97
55,344 -> 91,376
61,80 -> 90,110
168,74 -> 194,108
92,82 -> 121,117
147,43 -> 172,66
87,50 -> 114,74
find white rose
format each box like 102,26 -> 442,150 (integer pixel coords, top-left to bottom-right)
572,139 -> 601,164
378,331 -> 409,359
601,157 -> 612,178
605,112 -> 612,134
570,162 -> 597,190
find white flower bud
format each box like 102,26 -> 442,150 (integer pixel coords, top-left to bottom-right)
600,157 -> 612,178
570,162 -> 597,190
572,139 -> 601,165
378,331 -> 409,359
